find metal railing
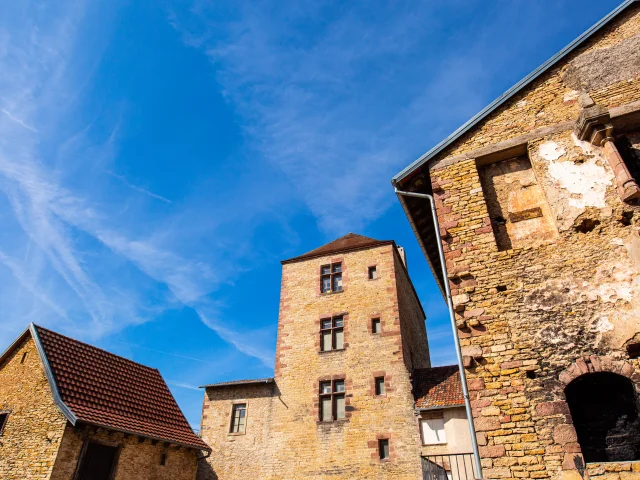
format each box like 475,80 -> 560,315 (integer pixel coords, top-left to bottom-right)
421,453 -> 478,480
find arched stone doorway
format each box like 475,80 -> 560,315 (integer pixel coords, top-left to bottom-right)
564,372 -> 640,462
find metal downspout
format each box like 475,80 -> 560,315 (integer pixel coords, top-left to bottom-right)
394,188 -> 483,479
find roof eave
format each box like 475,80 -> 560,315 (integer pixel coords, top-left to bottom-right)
415,403 -> 466,412
392,0 -> 638,185
200,378 -> 275,389
281,240 -> 395,265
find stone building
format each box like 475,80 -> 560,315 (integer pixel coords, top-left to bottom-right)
198,233 -> 471,479
0,323 -> 210,480
393,1 -> 640,479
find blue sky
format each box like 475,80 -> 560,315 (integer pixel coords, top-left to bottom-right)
0,0 -> 621,428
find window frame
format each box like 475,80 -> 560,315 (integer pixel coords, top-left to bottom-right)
0,411 -> 9,436
371,317 -> 382,335
320,315 -> 345,352
378,438 -> 390,460
318,379 -> 346,422
420,414 -> 447,445
368,265 -> 378,280
374,376 -> 386,396
320,262 -> 343,294
229,403 -> 247,435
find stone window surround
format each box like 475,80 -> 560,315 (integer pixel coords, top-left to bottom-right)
543,355 -> 640,472
227,401 -> 248,436
368,434 -> 395,463
73,438 -> 122,480
0,410 -> 10,436
319,259 -> 344,295
316,312 -> 349,353
368,313 -> 383,335
370,371 -> 392,398
367,264 -> 379,281
314,374 -> 352,425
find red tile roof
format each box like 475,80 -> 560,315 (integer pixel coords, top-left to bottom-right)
282,233 -> 393,264
201,378 -> 274,388
413,365 -> 465,409
34,325 -> 209,451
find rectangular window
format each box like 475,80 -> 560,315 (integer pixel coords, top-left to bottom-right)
420,415 -> 446,445
0,412 -> 8,436
371,318 -> 381,334
230,404 -> 247,433
320,316 -> 345,351
320,262 -> 342,293
375,377 -> 385,396
368,266 -> 377,280
378,439 -> 390,460
319,380 -> 346,421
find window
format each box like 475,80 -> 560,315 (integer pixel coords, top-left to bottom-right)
320,263 -> 342,293
320,316 -> 344,351
76,441 -> 119,480
371,318 -> 381,334
230,404 -> 247,433
378,439 -> 390,460
160,453 -> 167,466
20,352 -> 28,364
319,380 -> 345,421
0,412 -> 8,436
375,377 -> 385,396
368,266 -> 377,280
421,415 -> 446,445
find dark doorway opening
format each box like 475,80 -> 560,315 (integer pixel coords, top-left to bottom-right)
76,441 -> 119,480
565,372 -> 640,462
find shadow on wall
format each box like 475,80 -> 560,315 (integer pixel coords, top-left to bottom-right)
197,460 -> 218,480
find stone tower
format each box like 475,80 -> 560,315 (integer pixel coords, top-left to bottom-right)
393,2 -> 640,480
198,233 -> 430,479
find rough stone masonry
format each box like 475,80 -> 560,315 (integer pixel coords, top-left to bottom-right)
395,2 -> 640,480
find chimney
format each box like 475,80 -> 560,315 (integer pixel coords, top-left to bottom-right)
397,246 -> 407,270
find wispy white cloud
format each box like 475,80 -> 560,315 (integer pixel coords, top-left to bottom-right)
107,171 -> 173,204
1,108 -> 38,132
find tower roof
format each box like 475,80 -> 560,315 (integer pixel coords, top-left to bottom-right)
282,233 -> 393,264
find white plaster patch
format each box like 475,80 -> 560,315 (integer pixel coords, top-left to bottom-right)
541,137 -> 613,209
563,90 -> 579,103
516,99 -> 527,108
538,141 -> 566,161
594,317 -> 615,333
611,238 -> 624,246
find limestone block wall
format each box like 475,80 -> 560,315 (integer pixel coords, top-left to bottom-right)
50,424 -> 199,480
0,336 -> 67,480
416,5 -> 640,480
198,382 -> 276,480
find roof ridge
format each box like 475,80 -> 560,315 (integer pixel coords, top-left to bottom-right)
282,232 -> 394,264
33,324 -> 158,373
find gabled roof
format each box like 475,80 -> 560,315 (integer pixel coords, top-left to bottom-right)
392,0 -> 638,185
413,365 -> 464,410
282,233 -> 393,264
0,324 -> 209,451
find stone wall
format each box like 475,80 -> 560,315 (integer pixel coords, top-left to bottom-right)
413,4 -> 640,480
200,243 -> 429,479
0,335 -> 68,480
198,382 -> 276,480
51,423 -> 199,480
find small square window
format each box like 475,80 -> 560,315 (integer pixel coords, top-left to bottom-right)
0,412 -> 8,436
368,266 -> 377,280
320,381 -> 332,394
230,404 -> 247,433
375,377 -> 385,396
334,380 -> 345,393
378,439 -> 389,460
372,318 -> 381,334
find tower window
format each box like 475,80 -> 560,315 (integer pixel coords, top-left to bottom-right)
368,266 -> 377,280
320,263 -> 342,293
378,439 -> 390,460
160,453 -> 167,466
320,316 -> 344,351
0,412 -> 8,436
374,377 -> 385,396
230,404 -> 247,433
371,318 -> 381,334
20,352 -> 28,364
319,380 -> 346,421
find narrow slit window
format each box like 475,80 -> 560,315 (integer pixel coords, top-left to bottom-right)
371,318 -> 381,334
320,262 -> 342,293
378,439 -> 389,460
230,404 -> 247,433
0,412 -> 8,436
20,352 -> 28,364
375,377 -> 385,396
368,266 -> 377,280
160,453 -> 167,466
319,380 -> 346,421
320,316 -> 345,351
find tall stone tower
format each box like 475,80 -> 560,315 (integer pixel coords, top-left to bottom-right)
198,233 -> 430,479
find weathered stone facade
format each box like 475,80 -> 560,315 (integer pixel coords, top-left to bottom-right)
396,3 -> 640,479
199,239 -> 430,479
0,336 -> 67,479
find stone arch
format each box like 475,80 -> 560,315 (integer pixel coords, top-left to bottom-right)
558,355 -> 638,386
559,356 -> 640,464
